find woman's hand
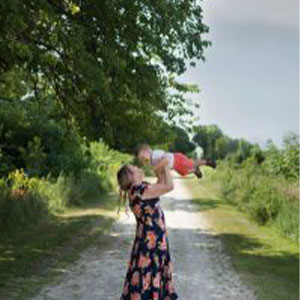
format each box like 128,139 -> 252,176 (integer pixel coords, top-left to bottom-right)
153,157 -> 169,174
142,160 -> 174,199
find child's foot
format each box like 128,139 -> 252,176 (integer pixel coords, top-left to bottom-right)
194,167 -> 203,179
205,158 -> 217,169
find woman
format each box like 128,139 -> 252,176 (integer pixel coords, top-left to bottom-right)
117,158 -> 178,300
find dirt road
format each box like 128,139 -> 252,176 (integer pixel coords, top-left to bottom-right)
30,177 -> 256,300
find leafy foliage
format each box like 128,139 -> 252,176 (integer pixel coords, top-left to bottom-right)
0,141 -> 131,230
192,124 -> 261,162
0,99 -> 86,178
208,133 -> 299,241
169,126 -> 195,154
263,133 -> 299,180
0,0 -> 210,149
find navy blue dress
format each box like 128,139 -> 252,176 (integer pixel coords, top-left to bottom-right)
120,182 -> 178,300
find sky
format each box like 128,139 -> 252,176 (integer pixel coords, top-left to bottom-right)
178,0 -> 299,148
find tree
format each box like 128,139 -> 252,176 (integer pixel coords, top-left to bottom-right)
192,124 -> 259,162
232,139 -> 253,164
192,125 -> 223,159
0,0 -> 210,150
0,99 -> 86,178
169,126 -> 195,154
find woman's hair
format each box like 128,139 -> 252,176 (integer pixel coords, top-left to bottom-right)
117,164 -> 134,216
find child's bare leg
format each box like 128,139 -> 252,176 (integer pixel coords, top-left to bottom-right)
190,160 -> 203,178
193,159 -> 205,170
188,159 -> 217,178
184,160 -> 207,173
193,158 -> 217,170
181,160 -> 207,175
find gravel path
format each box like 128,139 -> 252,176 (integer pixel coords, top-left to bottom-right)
30,177 -> 256,300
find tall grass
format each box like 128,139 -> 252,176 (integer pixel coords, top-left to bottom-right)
207,159 -> 299,242
0,141 -> 131,232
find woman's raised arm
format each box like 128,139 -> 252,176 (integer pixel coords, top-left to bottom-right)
142,162 -> 174,200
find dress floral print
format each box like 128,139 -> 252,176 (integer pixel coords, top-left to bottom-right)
120,182 -> 178,300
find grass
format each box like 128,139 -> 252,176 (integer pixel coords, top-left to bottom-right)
185,175 -> 299,300
0,192 -> 119,300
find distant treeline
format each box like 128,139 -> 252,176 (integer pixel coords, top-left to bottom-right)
192,124 -> 299,180
192,124 -> 264,162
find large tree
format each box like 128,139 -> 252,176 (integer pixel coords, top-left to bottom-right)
0,0 -> 210,151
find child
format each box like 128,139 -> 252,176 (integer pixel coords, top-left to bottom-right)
136,143 -> 216,179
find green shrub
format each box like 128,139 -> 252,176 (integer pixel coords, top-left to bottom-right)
34,173 -> 73,213
247,176 -> 282,224
209,159 -> 299,241
0,100 -> 86,178
273,200 -> 299,240
83,140 -> 132,191
263,133 -> 299,180
0,169 -> 49,230
0,141 -> 132,231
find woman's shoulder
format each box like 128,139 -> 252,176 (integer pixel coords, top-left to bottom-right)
129,181 -> 161,204
130,181 -> 150,197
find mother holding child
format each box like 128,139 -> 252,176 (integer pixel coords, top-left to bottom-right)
117,157 -> 179,300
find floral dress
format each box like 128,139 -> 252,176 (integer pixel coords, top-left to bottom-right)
120,181 -> 178,300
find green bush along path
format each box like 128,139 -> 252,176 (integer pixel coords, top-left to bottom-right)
187,173 -> 299,300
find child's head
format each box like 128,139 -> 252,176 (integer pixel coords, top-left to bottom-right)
136,143 -> 151,165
